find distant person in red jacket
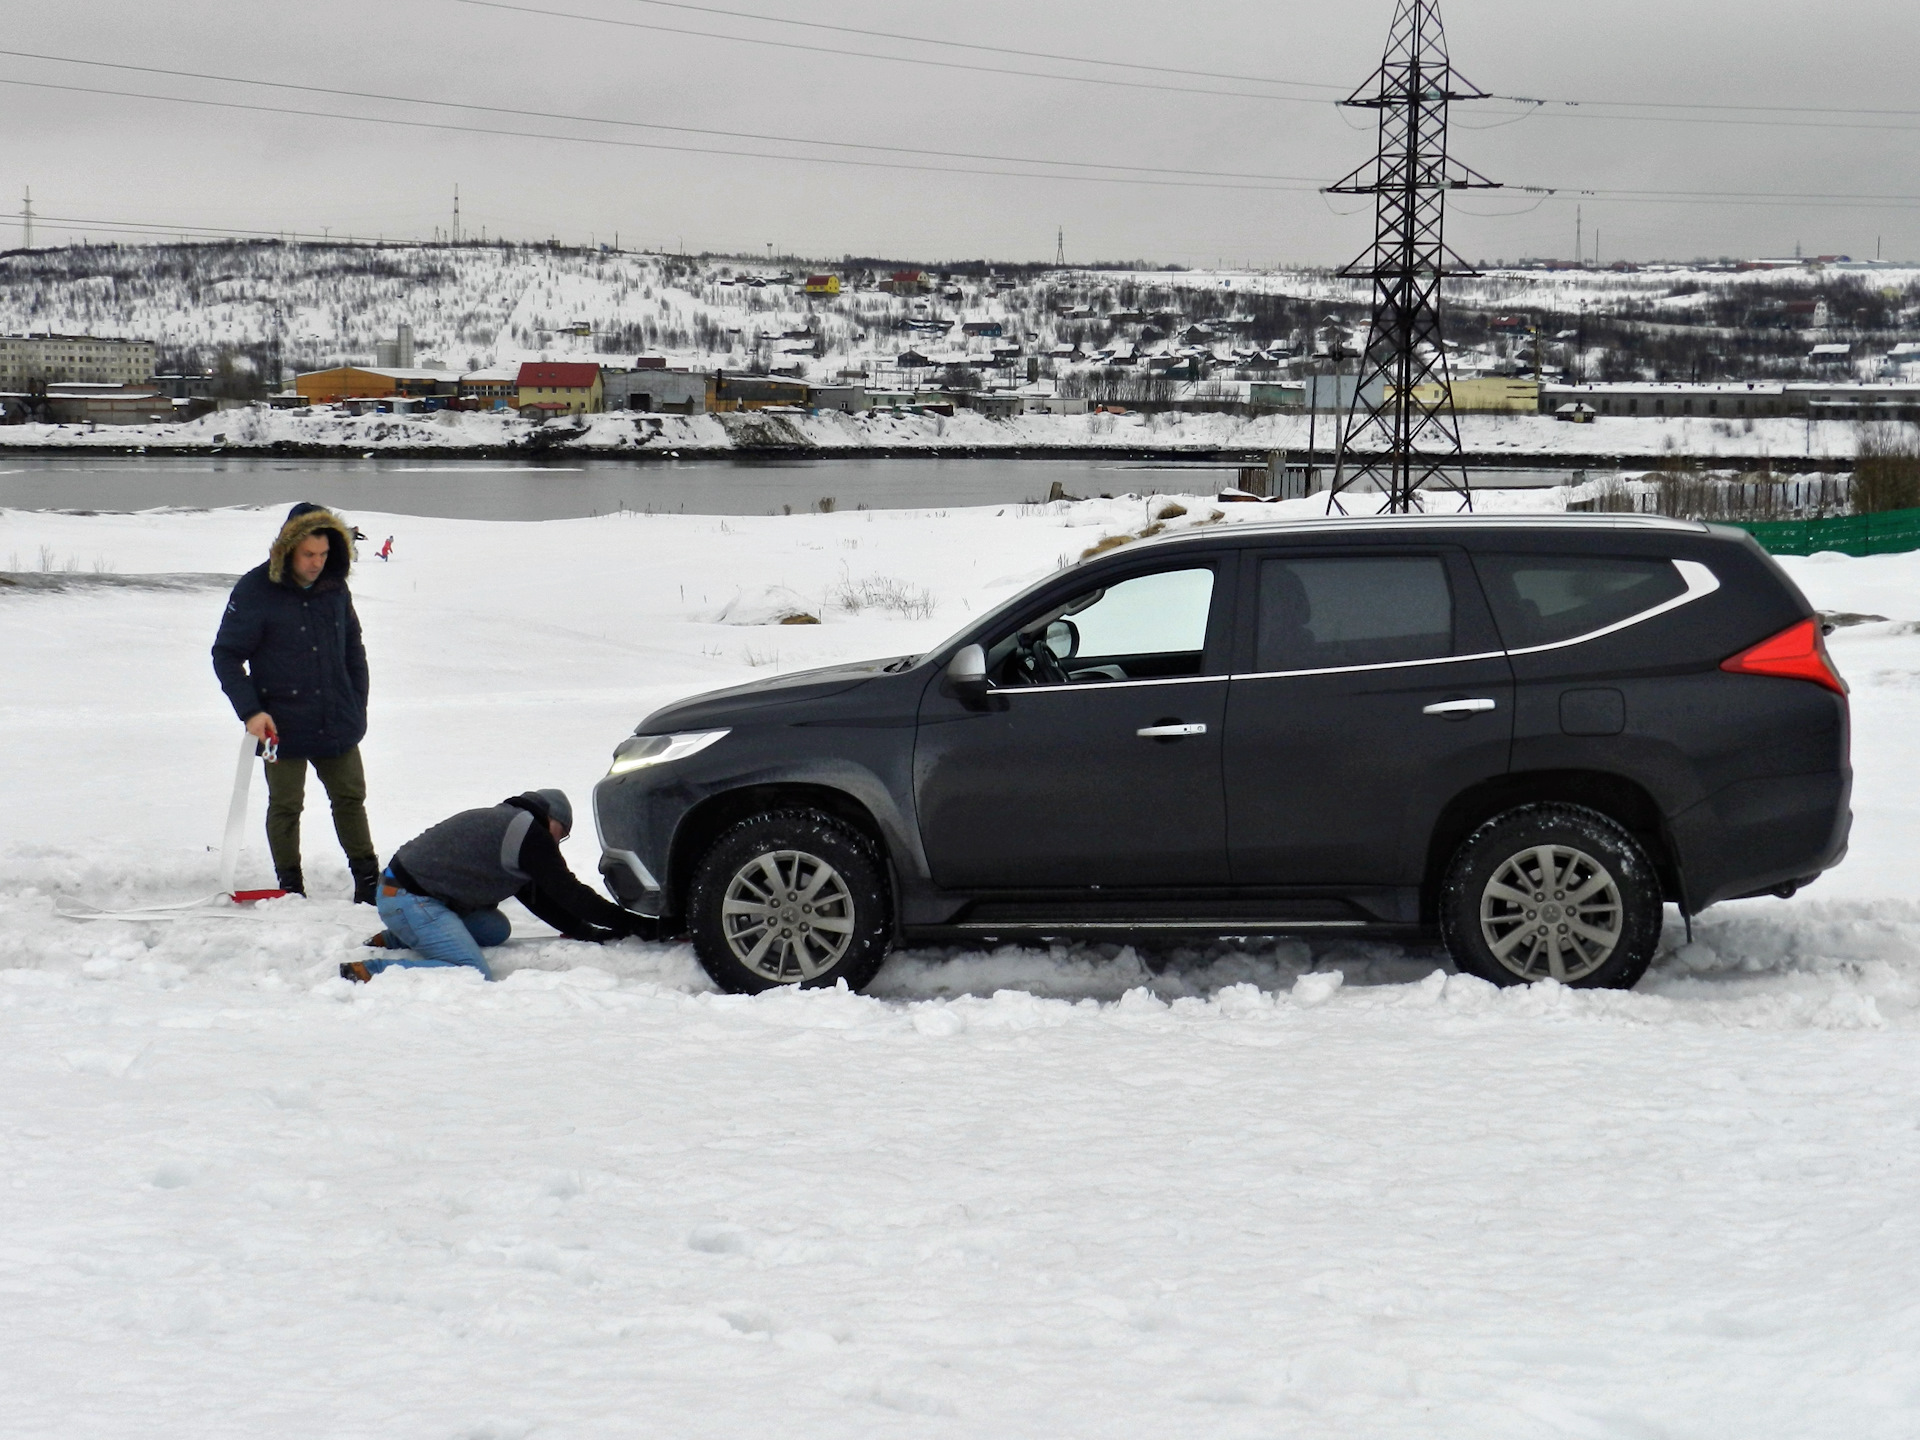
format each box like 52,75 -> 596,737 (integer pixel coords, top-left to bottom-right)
377,536 -> 394,561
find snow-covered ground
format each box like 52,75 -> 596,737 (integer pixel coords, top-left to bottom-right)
0,400 -> 1872,461
3,492 -> 1919,1437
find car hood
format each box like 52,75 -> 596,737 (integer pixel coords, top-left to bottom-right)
635,655 -> 915,732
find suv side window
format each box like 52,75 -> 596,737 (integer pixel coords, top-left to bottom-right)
989,565 -> 1216,685
1255,556 -> 1454,672
1473,553 -> 1686,649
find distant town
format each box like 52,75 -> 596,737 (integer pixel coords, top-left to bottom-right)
5,240 -> 1920,437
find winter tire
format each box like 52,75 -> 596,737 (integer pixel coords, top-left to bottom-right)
688,808 -> 893,994
1439,803 -> 1662,990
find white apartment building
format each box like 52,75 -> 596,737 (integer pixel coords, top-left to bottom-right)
0,334 -> 157,386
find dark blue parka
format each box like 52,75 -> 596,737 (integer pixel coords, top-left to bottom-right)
211,504 -> 369,760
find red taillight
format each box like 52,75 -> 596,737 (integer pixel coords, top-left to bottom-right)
1721,618 -> 1848,695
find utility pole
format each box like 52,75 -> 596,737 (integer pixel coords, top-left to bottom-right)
1577,205 -> 1583,269
1324,0 -> 1499,514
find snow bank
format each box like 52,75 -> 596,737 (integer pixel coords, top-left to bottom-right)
0,400 -> 1875,461
4,495 -> 1920,1436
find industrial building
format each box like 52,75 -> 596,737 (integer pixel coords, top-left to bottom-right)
1396,378 -> 1542,413
293,367 -> 461,405
1539,382 -> 1789,418
709,373 -> 810,411
458,369 -> 519,409
602,366 -> 707,414
0,333 -> 156,387
0,382 -> 176,426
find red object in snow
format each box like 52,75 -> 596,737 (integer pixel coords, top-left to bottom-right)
230,889 -> 291,904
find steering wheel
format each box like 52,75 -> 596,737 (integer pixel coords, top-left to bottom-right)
1007,635 -> 1069,686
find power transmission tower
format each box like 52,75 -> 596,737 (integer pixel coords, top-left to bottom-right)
1054,227 -> 1066,268
452,184 -> 460,245
21,186 -> 32,251
1324,0 -> 1499,515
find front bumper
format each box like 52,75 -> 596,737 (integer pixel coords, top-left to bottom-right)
593,776 -> 668,915
600,847 -> 664,915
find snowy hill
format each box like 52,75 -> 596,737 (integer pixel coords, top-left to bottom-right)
5,240 -> 1916,396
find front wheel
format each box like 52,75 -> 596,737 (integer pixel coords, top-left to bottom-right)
687,808 -> 893,994
1440,803 -> 1663,990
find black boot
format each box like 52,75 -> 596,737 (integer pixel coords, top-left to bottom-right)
349,856 -> 381,906
276,867 -> 306,897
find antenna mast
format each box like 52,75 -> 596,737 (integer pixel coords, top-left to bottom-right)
1324,0 -> 1499,514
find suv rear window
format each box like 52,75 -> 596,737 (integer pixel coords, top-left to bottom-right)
1256,556 -> 1454,672
1474,554 -> 1686,649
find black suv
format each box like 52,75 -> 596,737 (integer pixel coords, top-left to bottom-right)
593,515 -> 1851,994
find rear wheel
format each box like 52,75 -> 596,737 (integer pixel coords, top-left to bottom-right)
1440,804 -> 1662,990
688,808 -> 893,994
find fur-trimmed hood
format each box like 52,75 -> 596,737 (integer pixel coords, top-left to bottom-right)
267,504 -> 353,587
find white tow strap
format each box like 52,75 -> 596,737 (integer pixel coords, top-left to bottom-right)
217,730 -> 258,898
60,730 -> 282,922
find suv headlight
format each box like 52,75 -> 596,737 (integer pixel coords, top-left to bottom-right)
607,728 -> 730,776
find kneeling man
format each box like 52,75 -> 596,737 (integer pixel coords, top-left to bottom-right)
343,788 -> 640,982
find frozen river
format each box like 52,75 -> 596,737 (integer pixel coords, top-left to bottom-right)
0,454 -> 1579,520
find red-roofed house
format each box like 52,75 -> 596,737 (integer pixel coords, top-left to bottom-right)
515,361 -> 603,414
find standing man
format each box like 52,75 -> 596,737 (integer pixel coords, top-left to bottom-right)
211,502 -> 379,902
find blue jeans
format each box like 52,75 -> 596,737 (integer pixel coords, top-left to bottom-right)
371,885 -> 510,979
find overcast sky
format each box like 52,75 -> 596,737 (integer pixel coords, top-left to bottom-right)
5,1 -> 1919,267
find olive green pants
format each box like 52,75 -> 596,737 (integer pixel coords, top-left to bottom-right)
263,746 -> 376,875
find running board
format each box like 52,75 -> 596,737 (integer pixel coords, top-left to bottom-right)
947,919 -> 1370,932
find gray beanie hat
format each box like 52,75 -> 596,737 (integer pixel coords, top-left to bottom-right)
524,788 -> 573,834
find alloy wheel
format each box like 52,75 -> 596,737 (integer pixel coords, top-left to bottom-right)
720,849 -> 856,984
1477,843 -> 1625,984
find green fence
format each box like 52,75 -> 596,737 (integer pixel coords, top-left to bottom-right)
1730,506 -> 1920,557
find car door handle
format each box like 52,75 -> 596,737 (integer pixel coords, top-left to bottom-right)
1422,698 -> 1497,717
1137,723 -> 1208,738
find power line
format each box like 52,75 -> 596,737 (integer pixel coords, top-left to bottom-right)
473,0 -> 1920,134
1505,95 -> 1920,120
11,54 -> 1920,214
452,0 -> 1315,103
1488,100 -> 1920,136
611,0 -> 1348,93
0,76 -> 1332,193
1,212 -> 336,242
0,48 -> 1327,184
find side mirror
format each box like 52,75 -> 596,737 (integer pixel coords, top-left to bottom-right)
943,643 -> 992,707
1044,618 -> 1080,659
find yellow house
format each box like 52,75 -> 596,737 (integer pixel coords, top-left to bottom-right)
1390,378 -> 1541,413
804,274 -> 841,297
515,361 -> 603,415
